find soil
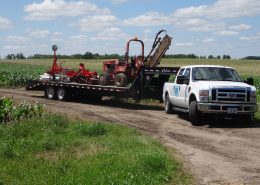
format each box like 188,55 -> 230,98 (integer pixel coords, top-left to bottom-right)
1,88 -> 260,185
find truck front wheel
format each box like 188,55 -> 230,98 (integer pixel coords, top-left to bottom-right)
164,94 -> 173,114
189,101 -> 202,126
244,113 -> 254,125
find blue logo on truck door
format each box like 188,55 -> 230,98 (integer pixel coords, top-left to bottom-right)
173,85 -> 180,96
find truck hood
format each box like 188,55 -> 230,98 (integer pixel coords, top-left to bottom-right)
193,81 -> 256,90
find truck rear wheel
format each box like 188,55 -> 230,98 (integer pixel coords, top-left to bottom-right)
189,101 -> 202,126
57,87 -> 69,101
164,94 -> 173,114
115,73 -> 128,87
46,86 -> 56,99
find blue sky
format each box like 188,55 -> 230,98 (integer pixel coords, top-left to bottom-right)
0,0 -> 260,58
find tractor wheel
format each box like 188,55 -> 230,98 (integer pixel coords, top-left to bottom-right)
115,73 -> 128,87
189,101 -> 202,126
46,86 -> 56,100
57,87 -> 69,101
99,73 -> 110,86
164,93 -> 173,114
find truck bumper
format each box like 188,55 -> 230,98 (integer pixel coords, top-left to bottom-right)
197,102 -> 258,114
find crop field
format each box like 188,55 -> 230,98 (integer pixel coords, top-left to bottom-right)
1,58 -> 260,88
1,58 -> 260,75
0,58 -> 259,106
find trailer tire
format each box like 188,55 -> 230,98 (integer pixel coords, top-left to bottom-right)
189,101 -> 202,126
164,93 -> 173,114
115,73 -> 128,87
99,73 -> 110,86
46,86 -> 56,100
57,87 -> 69,101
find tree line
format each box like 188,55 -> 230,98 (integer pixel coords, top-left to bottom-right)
2,51 -> 260,60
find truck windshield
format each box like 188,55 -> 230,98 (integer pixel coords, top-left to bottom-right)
192,67 -> 242,82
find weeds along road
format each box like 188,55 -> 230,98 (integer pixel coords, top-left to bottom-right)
1,88 -> 260,185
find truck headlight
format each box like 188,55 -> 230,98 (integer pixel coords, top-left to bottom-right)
251,91 -> 257,102
199,90 -> 209,102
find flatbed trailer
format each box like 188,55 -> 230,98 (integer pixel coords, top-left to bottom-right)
26,66 -> 180,101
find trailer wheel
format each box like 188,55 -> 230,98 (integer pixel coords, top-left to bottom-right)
46,86 -> 56,99
57,87 -> 69,101
164,93 -> 173,114
115,73 -> 128,87
189,101 -> 202,126
99,73 -> 110,86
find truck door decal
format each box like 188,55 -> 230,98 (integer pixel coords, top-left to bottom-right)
173,85 -> 180,96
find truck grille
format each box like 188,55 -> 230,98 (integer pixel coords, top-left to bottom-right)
211,88 -> 249,102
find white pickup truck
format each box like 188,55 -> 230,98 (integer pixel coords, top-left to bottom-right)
163,65 -> 258,125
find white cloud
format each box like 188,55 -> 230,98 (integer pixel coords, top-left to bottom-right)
111,0 -> 128,4
5,36 -> 30,43
144,29 -> 152,34
175,18 -> 225,32
173,0 -> 260,19
122,12 -> 173,26
69,35 -> 88,41
217,30 -> 239,36
77,15 -> 118,32
202,38 -> 215,43
240,32 -> 260,41
24,0 -> 110,20
29,29 -> 51,38
3,45 -> 27,50
91,27 -> 129,41
53,31 -> 64,36
229,24 -> 251,31
175,42 -> 194,46
0,16 -> 12,29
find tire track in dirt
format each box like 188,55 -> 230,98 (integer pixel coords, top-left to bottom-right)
1,88 -> 260,185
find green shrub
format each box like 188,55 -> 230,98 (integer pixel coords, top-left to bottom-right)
0,97 -> 44,123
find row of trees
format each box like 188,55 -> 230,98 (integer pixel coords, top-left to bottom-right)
3,52 -> 259,60
6,53 -> 26,60
27,52 -> 124,60
164,54 -> 231,59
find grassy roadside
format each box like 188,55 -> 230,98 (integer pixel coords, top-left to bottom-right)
0,114 -> 192,185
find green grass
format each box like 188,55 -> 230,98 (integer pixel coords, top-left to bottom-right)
0,114 -> 192,185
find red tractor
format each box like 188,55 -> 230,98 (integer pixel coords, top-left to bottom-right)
98,30 -> 172,87
99,38 -> 144,87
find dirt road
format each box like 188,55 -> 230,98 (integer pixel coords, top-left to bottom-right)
1,88 -> 260,185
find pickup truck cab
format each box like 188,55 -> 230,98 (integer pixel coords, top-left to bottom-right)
163,65 -> 258,125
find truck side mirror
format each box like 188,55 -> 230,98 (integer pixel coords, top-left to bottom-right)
244,77 -> 254,86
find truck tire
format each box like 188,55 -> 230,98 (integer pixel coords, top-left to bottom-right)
244,113 -> 254,125
46,86 -> 56,100
57,87 -> 69,101
164,94 -> 173,114
115,73 -> 128,87
99,73 -> 110,86
189,101 -> 202,126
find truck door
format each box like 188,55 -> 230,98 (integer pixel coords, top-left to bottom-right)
172,68 -> 190,108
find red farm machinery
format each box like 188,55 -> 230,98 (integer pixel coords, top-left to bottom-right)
26,30 -> 180,101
